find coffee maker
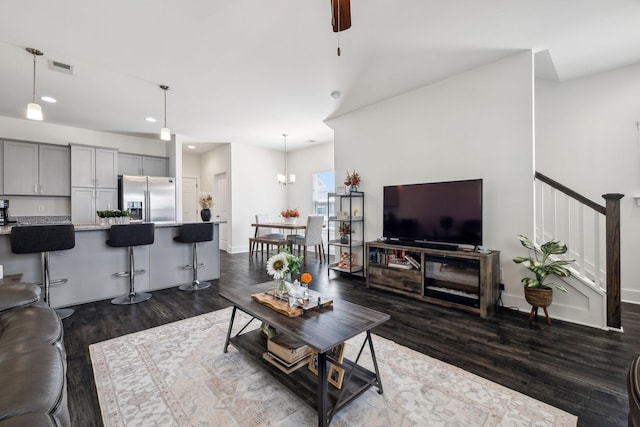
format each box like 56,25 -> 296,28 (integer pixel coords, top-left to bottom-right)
0,199 -> 14,226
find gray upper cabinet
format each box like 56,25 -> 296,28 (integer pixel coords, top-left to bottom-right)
142,156 -> 168,177
71,145 -> 118,189
118,153 -> 143,176
3,140 -> 70,196
0,141 -> 3,193
39,144 -> 71,196
95,148 -> 118,188
118,153 -> 169,177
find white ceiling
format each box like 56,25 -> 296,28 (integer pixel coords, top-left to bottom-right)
2,1 -> 640,152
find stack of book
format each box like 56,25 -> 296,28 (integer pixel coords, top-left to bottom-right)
388,257 -> 412,269
262,334 -> 312,374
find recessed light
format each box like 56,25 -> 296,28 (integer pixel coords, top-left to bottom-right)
187,145 -> 196,149
145,117 -> 157,123
40,96 -> 57,103
308,139 -> 316,143
330,90 -> 341,100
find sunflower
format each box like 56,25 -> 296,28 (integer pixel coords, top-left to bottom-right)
266,252 -> 289,279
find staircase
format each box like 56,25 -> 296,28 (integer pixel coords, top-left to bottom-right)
534,172 -> 623,330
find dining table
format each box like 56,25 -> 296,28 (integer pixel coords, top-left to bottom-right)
251,222 -> 307,235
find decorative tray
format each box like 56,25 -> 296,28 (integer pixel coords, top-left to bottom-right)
251,290 -> 333,318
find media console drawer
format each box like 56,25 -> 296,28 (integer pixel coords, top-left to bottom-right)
367,265 -> 422,294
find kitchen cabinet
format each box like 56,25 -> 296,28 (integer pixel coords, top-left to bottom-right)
71,144 -> 118,224
0,140 -> 4,193
71,187 -> 117,225
3,140 -> 70,196
71,145 -> 118,188
118,153 -> 169,177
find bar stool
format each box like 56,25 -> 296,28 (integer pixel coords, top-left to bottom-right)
107,223 -> 155,305
174,222 -> 214,291
10,224 -> 76,319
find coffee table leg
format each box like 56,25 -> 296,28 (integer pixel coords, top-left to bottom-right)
367,331 -> 384,394
223,306 -> 237,353
316,351 -> 329,427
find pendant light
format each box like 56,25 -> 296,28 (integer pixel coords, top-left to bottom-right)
159,85 -> 171,141
277,134 -> 296,185
26,48 -> 44,121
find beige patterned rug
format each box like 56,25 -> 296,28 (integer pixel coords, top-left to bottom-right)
90,307 -> 577,426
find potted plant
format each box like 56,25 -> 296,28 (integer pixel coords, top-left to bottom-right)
338,222 -> 352,244
281,208 -> 300,224
513,235 -> 575,312
199,193 -> 214,222
343,170 -> 361,191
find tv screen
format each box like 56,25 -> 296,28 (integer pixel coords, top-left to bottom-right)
383,179 -> 483,247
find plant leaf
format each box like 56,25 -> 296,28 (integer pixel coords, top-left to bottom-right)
516,235 -> 535,250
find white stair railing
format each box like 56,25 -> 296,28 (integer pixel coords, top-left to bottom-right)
534,172 -> 623,329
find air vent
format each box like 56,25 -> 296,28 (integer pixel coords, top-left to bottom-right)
48,59 -> 74,75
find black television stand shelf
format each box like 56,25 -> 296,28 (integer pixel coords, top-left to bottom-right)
366,241 -> 500,318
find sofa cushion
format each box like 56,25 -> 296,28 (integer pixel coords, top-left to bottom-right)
0,344 -> 66,424
629,356 -> 640,427
0,413 -> 57,427
0,284 -> 40,314
0,305 -> 63,352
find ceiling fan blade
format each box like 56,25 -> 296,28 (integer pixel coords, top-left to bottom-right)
331,0 -> 351,32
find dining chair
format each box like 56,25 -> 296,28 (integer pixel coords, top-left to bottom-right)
249,214 -> 288,257
287,215 -> 325,263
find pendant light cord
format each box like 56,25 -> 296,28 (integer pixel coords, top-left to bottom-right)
337,0 -> 341,56
32,53 -> 37,103
163,88 -> 167,127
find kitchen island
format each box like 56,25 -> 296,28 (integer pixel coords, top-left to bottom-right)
0,222 -> 222,308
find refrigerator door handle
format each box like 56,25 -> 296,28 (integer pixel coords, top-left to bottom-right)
145,190 -> 150,222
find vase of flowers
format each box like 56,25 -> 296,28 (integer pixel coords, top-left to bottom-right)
281,208 -> 300,224
344,170 -> 361,192
199,193 -> 214,222
338,222 -> 352,244
266,249 -> 303,298
300,272 -> 312,302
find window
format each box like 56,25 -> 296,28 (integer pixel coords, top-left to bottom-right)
312,170 -> 335,216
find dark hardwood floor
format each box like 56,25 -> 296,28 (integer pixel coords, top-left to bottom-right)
64,250 -> 636,426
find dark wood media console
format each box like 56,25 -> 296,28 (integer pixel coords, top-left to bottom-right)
366,241 -> 501,318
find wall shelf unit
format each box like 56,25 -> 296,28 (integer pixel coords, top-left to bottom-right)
366,241 -> 500,318
327,191 -> 365,277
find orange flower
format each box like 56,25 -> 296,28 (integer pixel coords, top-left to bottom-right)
300,272 -> 312,284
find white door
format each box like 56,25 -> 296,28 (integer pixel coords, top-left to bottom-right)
214,172 -> 229,251
182,177 -> 198,223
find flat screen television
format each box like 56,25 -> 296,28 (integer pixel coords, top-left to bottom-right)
383,179 -> 483,247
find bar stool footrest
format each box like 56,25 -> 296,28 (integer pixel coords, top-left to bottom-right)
50,279 -> 68,286
179,281 -> 211,291
111,292 -> 152,305
55,308 -> 74,320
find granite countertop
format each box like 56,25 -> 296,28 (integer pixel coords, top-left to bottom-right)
0,221 -> 225,235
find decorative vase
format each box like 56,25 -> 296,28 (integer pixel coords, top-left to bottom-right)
284,217 -> 297,225
351,185 -> 358,192
340,234 -> 349,244
275,278 -> 287,298
524,286 -> 553,308
201,208 -> 212,222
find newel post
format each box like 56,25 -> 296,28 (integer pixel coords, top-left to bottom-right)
603,193 -> 624,329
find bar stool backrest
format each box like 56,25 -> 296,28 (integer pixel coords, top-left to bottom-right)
10,224 -> 76,254
107,223 -> 155,248
174,223 -> 213,244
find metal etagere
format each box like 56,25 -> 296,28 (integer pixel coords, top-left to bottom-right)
327,190 -> 365,277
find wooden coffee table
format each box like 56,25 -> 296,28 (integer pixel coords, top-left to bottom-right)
220,285 -> 390,427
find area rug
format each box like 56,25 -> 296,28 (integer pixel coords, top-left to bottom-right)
90,307 -> 577,426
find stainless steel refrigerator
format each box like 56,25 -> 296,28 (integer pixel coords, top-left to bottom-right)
118,175 -> 176,223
